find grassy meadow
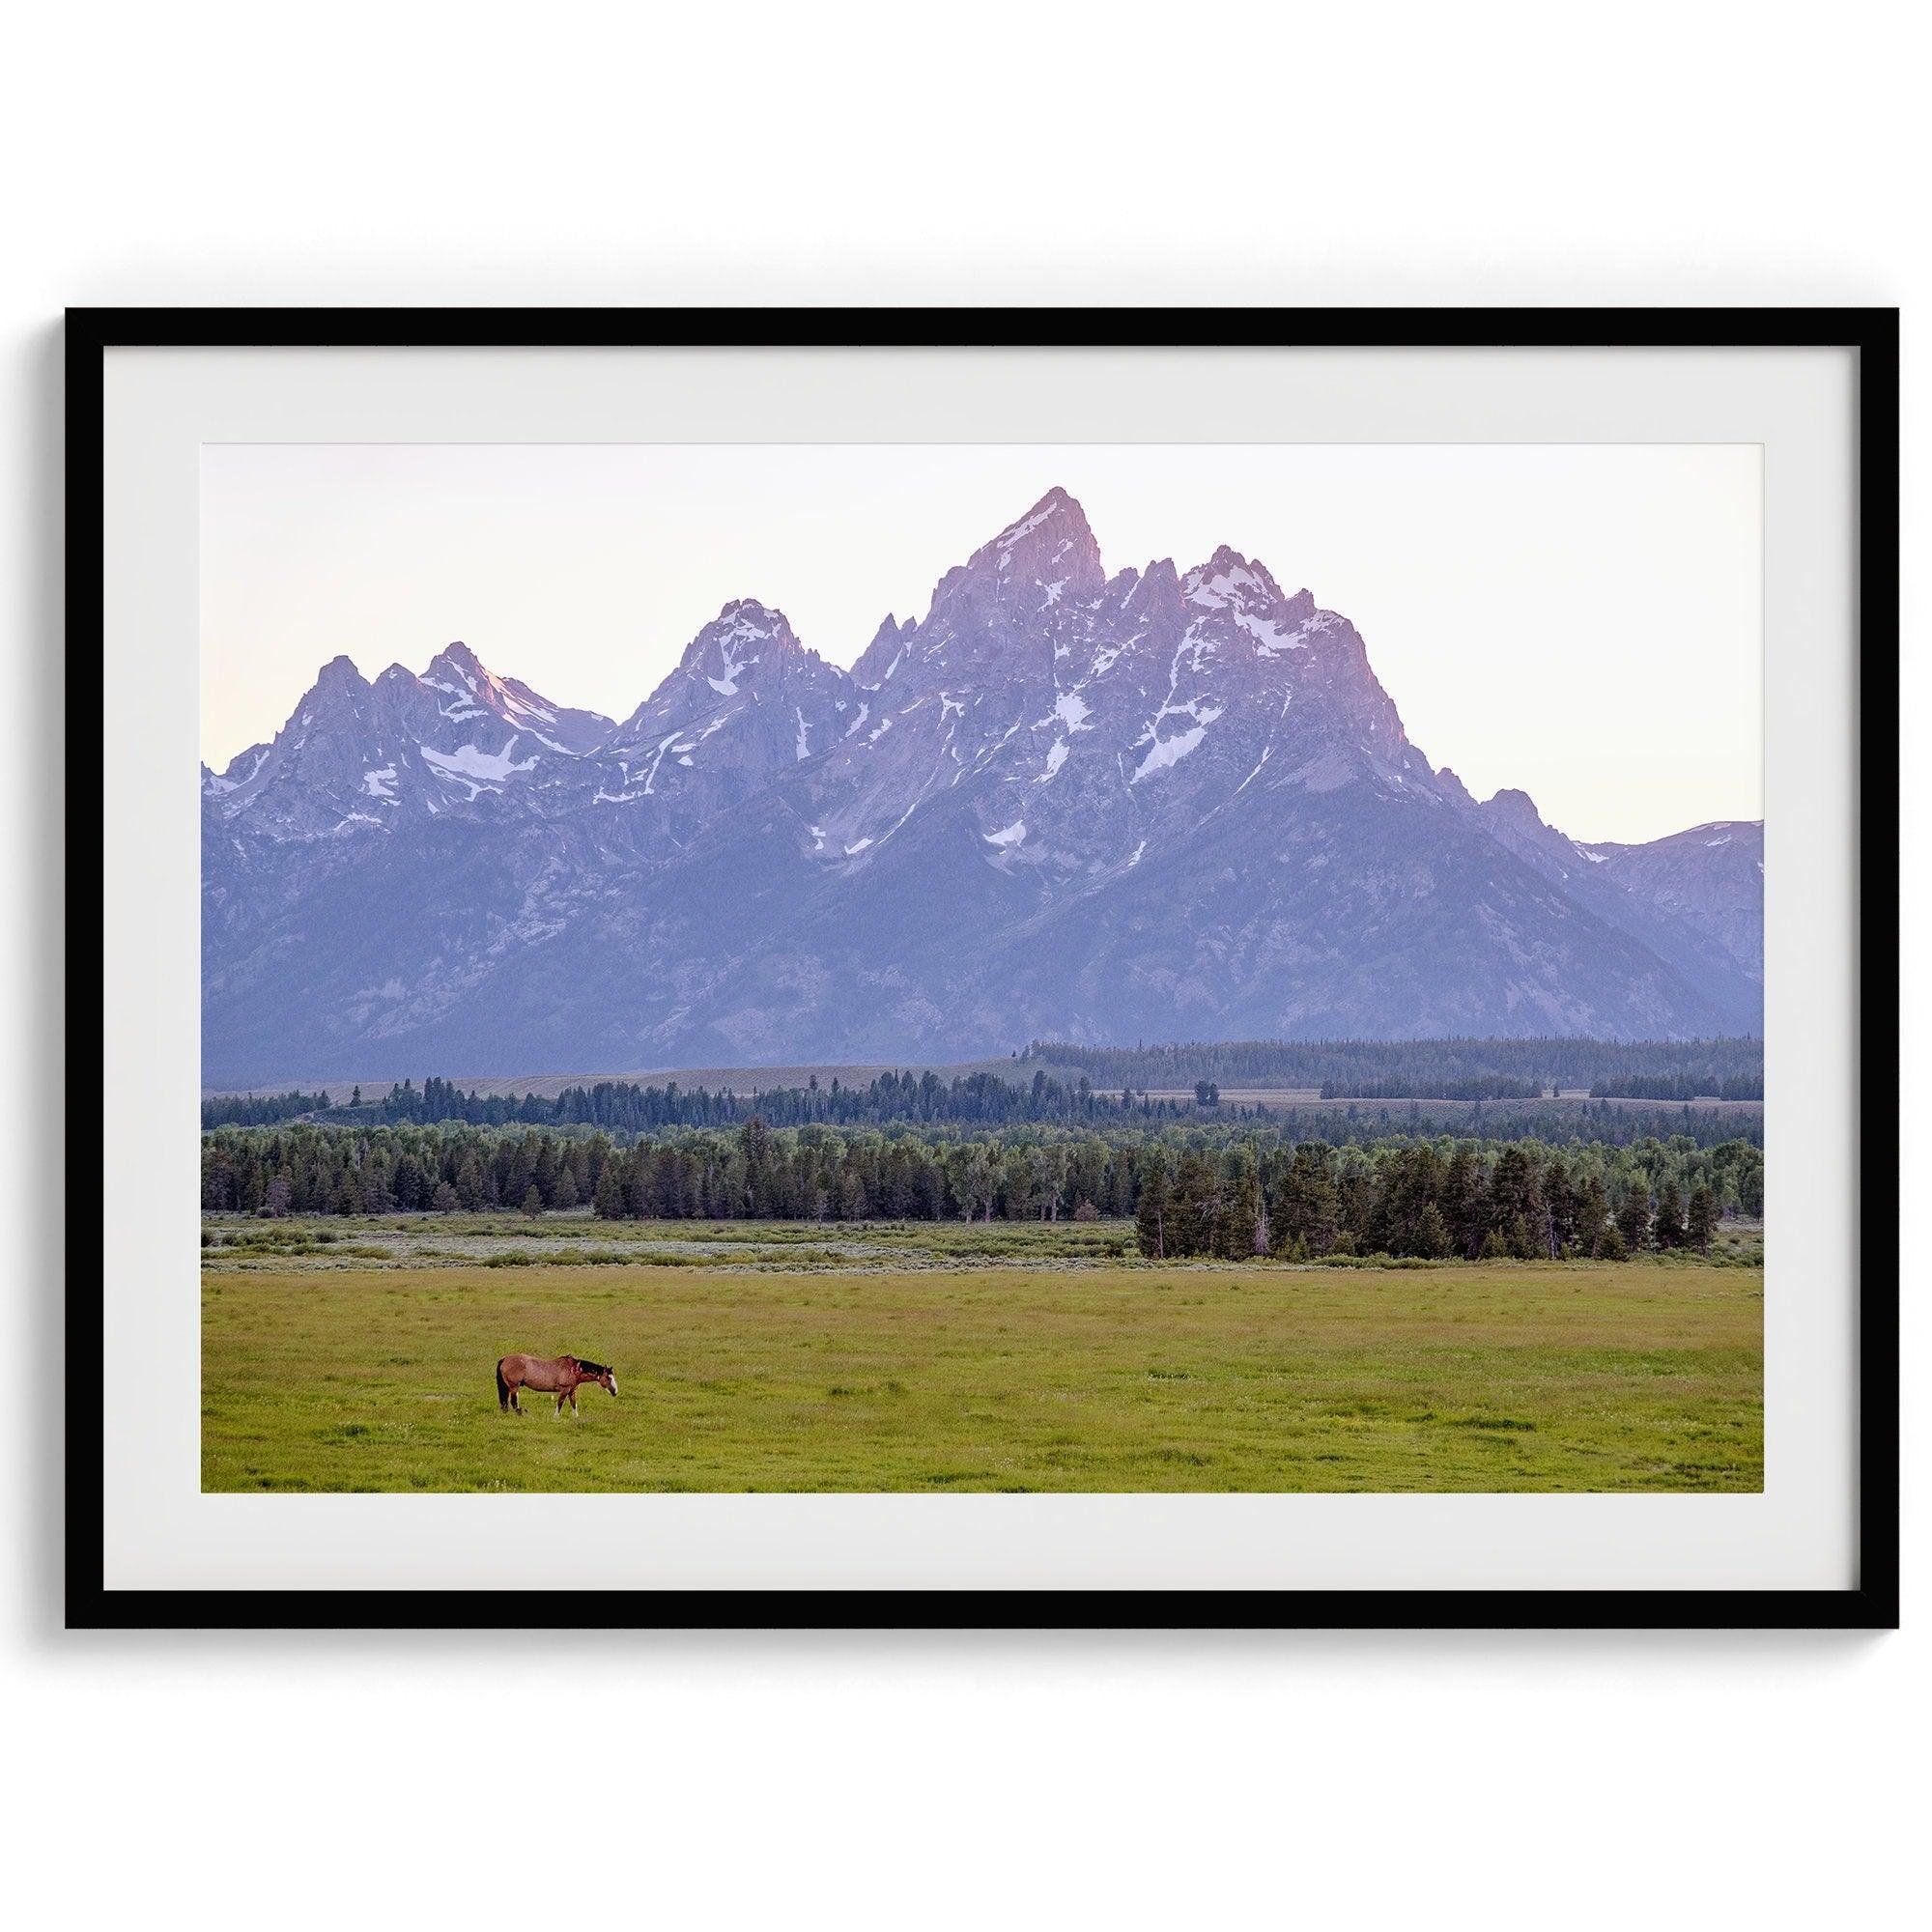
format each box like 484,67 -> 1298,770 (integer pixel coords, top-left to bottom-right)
201,1214 -> 1762,1492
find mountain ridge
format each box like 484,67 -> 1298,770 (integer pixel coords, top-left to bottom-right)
202,488 -> 1763,1085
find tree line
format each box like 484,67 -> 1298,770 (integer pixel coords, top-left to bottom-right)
199,1068 -> 1762,1150
1132,1138 -> 1750,1263
202,1067 -> 1202,1134
200,1088 -> 334,1128
1021,1034 -> 1764,1095
1589,1073 -> 1763,1101
201,1118 -> 1761,1252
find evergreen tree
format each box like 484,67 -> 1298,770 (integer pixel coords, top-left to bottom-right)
1270,1143 -> 1338,1257
1616,1180 -> 1652,1251
1413,1202 -> 1450,1259
1215,1157 -> 1264,1259
999,1148 -> 1037,1221
1440,1146 -> 1483,1258
1134,1156 -> 1171,1259
1572,1172 -> 1608,1258
1488,1148 -> 1541,1251
1687,1183 -> 1719,1253
592,1161 -> 627,1220
455,1153 -> 488,1210
1652,1179 -> 1687,1250
1166,1153 -> 1216,1257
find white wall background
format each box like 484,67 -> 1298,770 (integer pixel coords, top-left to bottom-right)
2,4 -> 1918,1926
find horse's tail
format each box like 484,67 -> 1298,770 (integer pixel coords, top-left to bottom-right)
496,1358 -> 510,1409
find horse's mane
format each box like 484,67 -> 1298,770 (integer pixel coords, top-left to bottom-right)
577,1358 -> 610,1376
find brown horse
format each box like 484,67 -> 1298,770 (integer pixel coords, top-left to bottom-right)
496,1353 -> 617,1417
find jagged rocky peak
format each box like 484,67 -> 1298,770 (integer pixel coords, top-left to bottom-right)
1483,785 -> 1548,829
853,612 -> 918,689
418,639 -> 499,712
673,598 -> 829,689
426,638 -> 485,675
955,485 -> 1107,604
202,637 -> 616,835
1469,783 -> 1614,889
1174,547 -> 1322,672
607,597 -> 853,781
313,652 -> 369,692
416,639 -> 613,753
264,654 -> 377,740
1185,543 -> 1279,601
278,654 -> 384,749
1185,545 -> 1314,620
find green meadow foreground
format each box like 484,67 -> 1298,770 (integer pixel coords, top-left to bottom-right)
201,1216 -> 1761,1492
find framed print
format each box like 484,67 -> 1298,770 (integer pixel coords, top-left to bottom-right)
71,307 -> 1898,1629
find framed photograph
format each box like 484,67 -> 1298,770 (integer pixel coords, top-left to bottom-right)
71,307 -> 1897,1629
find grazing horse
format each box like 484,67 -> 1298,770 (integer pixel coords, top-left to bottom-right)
496,1353 -> 617,1417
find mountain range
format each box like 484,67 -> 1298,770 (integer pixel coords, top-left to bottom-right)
202,488 -> 1763,1086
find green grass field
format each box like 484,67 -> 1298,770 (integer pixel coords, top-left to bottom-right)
201,1218 -> 1761,1492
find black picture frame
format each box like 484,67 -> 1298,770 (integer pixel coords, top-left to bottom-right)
68,306 -> 1900,1632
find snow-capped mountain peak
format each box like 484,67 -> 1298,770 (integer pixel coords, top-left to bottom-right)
200,641 -> 613,834
965,485 -> 1107,604
201,490 -> 1765,1083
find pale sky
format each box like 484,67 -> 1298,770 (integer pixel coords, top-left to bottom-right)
201,443 -> 1761,844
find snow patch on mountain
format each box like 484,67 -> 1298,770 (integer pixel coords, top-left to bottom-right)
419,739 -> 540,794
996,501 -> 1064,551
1186,564 -> 1264,609
1132,724 -> 1209,781
1241,612 -> 1308,653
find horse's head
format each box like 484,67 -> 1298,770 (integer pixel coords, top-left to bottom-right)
581,1359 -> 617,1398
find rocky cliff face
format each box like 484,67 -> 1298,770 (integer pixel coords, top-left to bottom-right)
201,489 -> 1764,1084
